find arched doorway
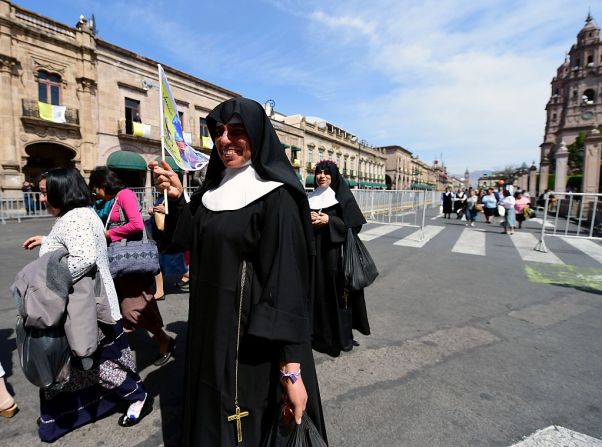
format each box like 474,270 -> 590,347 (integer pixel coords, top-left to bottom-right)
23,142 -> 76,183
385,174 -> 392,190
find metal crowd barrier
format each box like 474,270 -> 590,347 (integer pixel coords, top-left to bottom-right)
0,192 -> 50,224
351,189 -> 438,228
2,187 -> 440,234
534,191 -> 602,252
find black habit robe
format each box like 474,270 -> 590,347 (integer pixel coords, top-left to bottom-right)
164,98 -> 326,446
309,161 -> 371,357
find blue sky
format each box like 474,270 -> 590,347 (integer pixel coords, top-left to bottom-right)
15,0 -> 598,174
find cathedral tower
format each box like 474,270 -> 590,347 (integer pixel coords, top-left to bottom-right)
540,13 -> 601,167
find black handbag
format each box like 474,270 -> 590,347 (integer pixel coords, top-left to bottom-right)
16,315 -> 71,388
343,228 -> 378,291
106,197 -> 160,278
262,408 -> 327,447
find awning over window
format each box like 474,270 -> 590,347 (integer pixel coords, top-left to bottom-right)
305,175 -> 315,186
346,179 -> 358,187
291,146 -> 302,152
410,183 -> 433,190
107,150 -> 147,171
282,144 -> 291,150
154,155 -> 182,173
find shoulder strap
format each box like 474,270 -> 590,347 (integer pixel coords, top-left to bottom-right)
104,199 -> 118,231
104,191 -> 128,230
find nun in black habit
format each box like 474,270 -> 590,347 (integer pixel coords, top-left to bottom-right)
150,98 -> 326,446
308,161 -> 371,357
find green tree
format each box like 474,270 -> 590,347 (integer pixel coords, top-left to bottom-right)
567,132 -> 585,175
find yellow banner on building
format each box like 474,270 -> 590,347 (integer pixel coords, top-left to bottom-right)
38,101 -> 66,123
132,121 -> 151,138
201,136 -> 213,149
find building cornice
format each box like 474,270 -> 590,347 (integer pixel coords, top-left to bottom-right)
96,39 -> 239,99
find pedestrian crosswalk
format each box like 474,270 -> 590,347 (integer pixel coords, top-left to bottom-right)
359,223 -> 408,242
508,232 -> 563,264
559,237 -> 602,264
452,228 -> 486,256
361,223 -> 602,266
393,225 -> 444,248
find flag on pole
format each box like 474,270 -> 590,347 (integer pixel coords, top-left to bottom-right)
159,64 -> 210,171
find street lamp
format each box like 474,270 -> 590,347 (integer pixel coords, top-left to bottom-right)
264,99 -> 275,117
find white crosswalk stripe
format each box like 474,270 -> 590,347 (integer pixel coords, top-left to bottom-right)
431,213 -> 443,220
358,223 -> 602,266
528,217 -> 555,228
359,224 -> 410,242
509,425 -> 602,446
507,232 -> 564,264
393,225 -> 444,248
559,237 -> 602,264
451,228 -> 486,256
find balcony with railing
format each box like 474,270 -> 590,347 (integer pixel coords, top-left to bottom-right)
14,7 -> 76,40
21,99 -> 80,137
117,119 -> 161,142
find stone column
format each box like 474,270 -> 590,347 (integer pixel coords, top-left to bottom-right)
0,54 -> 21,196
554,141 -> 569,193
539,159 -> 550,194
582,129 -> 602,219
529,164 -> 537,197
519,172 -> 528,191
582,129 -> 602,195
76,77 -> 98,173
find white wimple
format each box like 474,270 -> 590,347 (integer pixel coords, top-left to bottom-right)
202,162 -> 282,211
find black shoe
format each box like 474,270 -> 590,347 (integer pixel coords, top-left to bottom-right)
341,343 -> 353,352
118,395 -> 153,427
153,337 -> 176,366
175,280 -> 189,292
352,340 -> 360,347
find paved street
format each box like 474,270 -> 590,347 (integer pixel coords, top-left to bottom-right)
1,209 -> 602,446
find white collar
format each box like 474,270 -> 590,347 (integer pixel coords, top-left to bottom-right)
202,163 -> 282,211
308,186 -> 339,210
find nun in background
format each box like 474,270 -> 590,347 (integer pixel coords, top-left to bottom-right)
150,97 -> 326,446
308,160 -> 371,357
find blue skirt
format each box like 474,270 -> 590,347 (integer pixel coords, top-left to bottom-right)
38,321 -> 146,442
505,207 -> 517,228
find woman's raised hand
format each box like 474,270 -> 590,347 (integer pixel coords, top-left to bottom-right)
149,160 -> 184,200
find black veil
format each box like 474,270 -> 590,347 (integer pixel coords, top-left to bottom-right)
313,160 -> 366,229
193,97 -> 315,254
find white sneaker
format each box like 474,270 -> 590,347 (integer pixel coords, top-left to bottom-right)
470,222 -> 475,226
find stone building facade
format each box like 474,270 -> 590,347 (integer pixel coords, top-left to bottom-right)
0,0 -> 236,196
374,145 -> 413,190
275,113 -> 387,188
409,157 -> 437,189
539,13 -> 602,194
0,0 -> 420,197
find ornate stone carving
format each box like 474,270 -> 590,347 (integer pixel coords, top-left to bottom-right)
76,76 -> 97,95
31,54 -> 67,78
21,116 -> 81,140
0,54 -> 21,75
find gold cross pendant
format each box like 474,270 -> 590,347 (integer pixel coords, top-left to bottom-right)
227,405 -> 250,444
